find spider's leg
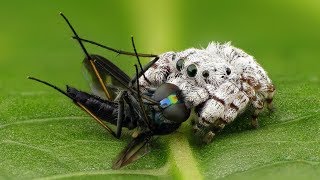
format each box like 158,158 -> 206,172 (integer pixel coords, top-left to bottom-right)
249,80 -> 275,112
243,79 -> 275,127
265,84 -> 276,111
194,98 -> 225,144
240,79 -> 264,129
223,91 -> 250,124
196,81 -> 252,143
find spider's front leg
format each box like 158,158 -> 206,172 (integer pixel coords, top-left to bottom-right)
194,98 -> 226,144
223,91 -> 250,124
194,81 -> 252,143
194,81 -> 240,143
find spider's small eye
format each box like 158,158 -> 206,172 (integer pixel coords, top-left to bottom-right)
202,70 -> 209,78
226,67 -> 231,75
176,59 -> 184,71
187,64 -> 197,77
172,54 -> 176,61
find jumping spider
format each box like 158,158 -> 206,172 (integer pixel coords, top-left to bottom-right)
139,42 -> 275,143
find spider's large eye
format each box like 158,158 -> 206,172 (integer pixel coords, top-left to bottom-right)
187,64 -> 197,77
176,59 -> 184,71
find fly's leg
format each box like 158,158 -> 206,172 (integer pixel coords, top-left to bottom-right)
74,35 -> 177,91
122,91 -> 143,138
122,92 -> 138,129
60,13 -> 114,100
116,94 -> 125,138
73,36 -> 158,58
72,36 -> 164,88
76,102 -> 118,138
136,53 -> 175,91
116,90 -> 144,138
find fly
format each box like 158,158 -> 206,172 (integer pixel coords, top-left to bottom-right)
28,13 -> 191,169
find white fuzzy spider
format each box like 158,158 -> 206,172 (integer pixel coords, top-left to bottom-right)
139,42 -> 275,143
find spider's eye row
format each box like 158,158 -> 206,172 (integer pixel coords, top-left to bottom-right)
202,70 -> 209,78
187,64 -> 197,77
176,59 -> 184,71
226,67 -> 231,75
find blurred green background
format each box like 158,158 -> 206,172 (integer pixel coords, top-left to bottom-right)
0,0 -> 319,179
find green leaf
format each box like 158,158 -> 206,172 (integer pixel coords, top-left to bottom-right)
1,0 -> 320,179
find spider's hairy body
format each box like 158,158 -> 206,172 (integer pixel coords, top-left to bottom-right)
139,42 -> 275,143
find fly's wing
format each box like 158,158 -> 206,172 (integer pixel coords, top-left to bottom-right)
112,132 -> 153,169
83,54 -> 131,100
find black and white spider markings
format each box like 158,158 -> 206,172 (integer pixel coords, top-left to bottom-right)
138,42 -> 275,143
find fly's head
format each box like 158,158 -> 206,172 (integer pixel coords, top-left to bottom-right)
152,83 -> 191,124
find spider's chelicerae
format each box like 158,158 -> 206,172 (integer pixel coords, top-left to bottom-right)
139,42 -> 275,143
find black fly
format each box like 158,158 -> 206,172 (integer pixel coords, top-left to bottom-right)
28,13 -> 191,169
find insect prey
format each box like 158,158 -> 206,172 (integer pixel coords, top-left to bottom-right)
29,13 -> 191,169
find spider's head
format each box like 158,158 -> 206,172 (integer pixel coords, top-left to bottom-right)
201,62 -> 233,87
173,49 -> 235,88
174,49 -> 211,82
